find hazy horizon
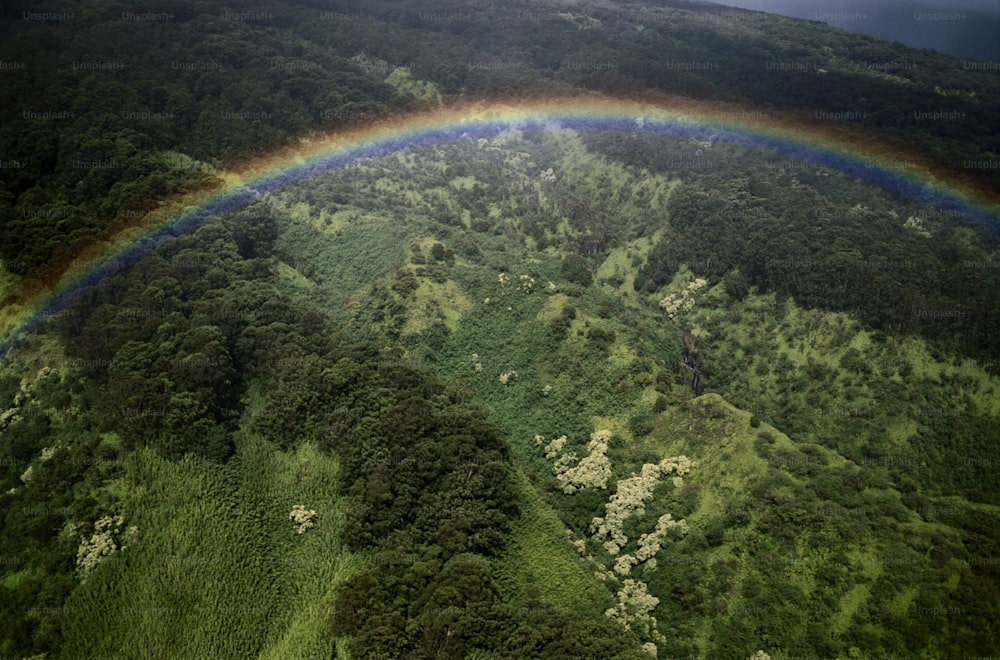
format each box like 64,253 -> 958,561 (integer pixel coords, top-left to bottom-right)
706,0 -> 1000,61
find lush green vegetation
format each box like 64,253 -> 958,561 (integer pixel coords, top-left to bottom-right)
681,288 -> 1000,500
59,437 -> 363,658
269,124 -> 1000,657
1,0 -> 998,657
2,0 -> 998,281
0,1 -> 402,277
629,144 -> 1000,360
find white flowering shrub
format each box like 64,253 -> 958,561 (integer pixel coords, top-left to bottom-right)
591,463 -> 661,554
518,274 -> 535,293
622,513 -> 690,575
635,532 -> 659,563
0,408 -> 21,430
497,273 -> 509,286
604,578 -> 666,647
661,456 -> 692,474
499,370 -> 518,385
552,452 -> 578,475
76,515 -> 126,576
614,554 -> 638,576
592,429 -> 613,444
556,431 -> 612,494
591,457 -> 691,555
659,455 -> 692,485
658,277 -> 708,319
289,504 -> 317,534
903,215 -> 931,237
3,367 -> 59,431
543,435 -> 567,459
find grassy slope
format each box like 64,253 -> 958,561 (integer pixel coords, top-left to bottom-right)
266,131 -> 698,646
679,283 -> 1000,497
58,401 -> 362,658
643,392 -> 977,657
491,466 -> 616,615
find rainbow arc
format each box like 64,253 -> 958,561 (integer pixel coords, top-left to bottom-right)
2,94 -> 997,356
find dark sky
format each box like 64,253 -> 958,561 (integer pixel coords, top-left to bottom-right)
706,0 -> 1000,61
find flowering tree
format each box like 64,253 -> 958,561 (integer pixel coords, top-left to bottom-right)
604,579 -> 666,648
659,277 -> 708,319
591,457 -> 692,556
542,435 -> 567,458
289,504 -> 317,534
76,515 -> 135,577
550,430 -> 613,494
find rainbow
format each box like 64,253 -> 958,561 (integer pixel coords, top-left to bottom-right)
2,93 -> 998,357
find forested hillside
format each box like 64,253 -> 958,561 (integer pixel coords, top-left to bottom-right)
2,0 -> 998,280
267,126 -> 1000,656
1,0 -> 998,658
